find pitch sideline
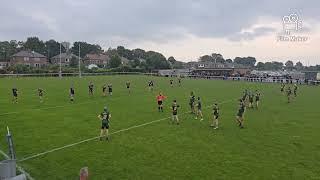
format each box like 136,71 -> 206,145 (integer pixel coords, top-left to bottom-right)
18,98 -> 236,163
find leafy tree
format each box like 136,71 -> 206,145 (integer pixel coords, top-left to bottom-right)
199,55 -> 213,62
145,51 -> 170,70
24,37 -> 46,55
168,56 -> 176,64
45,40 -> 66,61
132,48 -> 146,59
263,61 -> 283,70
226,59 -> 233,63
212,53 -> 225,63
69,56 -> 78,68
256,62 -> 265,70
0,41 -> 19,61
109,54 -> 122,68
285,60 -> 294,70
295,61 -> 304,70
71,42 -> 103,58
116,46 -> 134,60
129,59 -> 141,68
234,56 -> 256,67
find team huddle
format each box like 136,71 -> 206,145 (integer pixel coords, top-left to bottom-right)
9,77 -> 300,141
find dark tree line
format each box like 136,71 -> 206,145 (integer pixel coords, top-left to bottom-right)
1,37 -> 319,71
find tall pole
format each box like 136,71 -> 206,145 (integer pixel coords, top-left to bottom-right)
6,126 -> 16,160
59,43 -> 62,78
78,43 -> 81,78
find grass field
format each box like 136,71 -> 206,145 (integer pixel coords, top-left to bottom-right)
0,75 -> 320,179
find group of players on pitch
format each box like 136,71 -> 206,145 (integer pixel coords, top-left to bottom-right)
280,83 -> 298,103
10,78 -> 299,141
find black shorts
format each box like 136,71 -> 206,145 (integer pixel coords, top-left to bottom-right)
158,101 -> 163,105
214,114 -> 219,119
237,112 -> 243,118
101,123 -> 109,129
13,94 -> 17,97
109,89 -> 112,92
173,112 -> 177,116
127,86 -> 130,89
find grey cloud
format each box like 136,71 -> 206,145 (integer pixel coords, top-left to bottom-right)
0,0 -> 319,44
228,27 -> 276,41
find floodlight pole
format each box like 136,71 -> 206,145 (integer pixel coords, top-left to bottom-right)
59,43 -> 62,78
6,126 -> 16,160
78,43 -> 81,78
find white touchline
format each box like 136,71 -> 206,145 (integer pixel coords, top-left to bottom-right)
0,149 -> 34,180
19,98 -> 236,163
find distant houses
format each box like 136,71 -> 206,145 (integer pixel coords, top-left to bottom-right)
83,53 -> 110,67
51,53 -> 79,66
11,50 -> 48,67
6,50 -> 114,68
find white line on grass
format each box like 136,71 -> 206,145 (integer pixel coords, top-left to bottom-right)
18,98 -> 236,163
0,149 -> 34,180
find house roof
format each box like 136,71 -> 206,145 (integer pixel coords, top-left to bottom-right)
12,51 -> 46,58
51,53 -> 79,59
84,54 -> 110,61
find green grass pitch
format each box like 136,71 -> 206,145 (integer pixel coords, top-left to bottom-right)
0,75 -> 320,179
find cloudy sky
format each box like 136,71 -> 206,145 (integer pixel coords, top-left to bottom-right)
0,0 -> 319,65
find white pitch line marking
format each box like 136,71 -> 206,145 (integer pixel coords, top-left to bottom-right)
18,98 -> 236,163
0,149 -> 34,180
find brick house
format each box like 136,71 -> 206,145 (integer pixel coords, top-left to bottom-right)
83,53 -> 110,67
11,51 -> 48,67
51,53 -> 79,66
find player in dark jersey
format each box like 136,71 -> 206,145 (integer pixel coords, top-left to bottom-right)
293,84 -> 298,97
287,87 -> 292,103
88,82 -> 94,96
108,84 -> 113,96
170,79 -> 173,87
98,106 -> 111,141
189,91 -> 195,114
126,81 -> 131,94
242,89 -> 248,104
248,93 -> 254,108
148,80 -> 154,91
280,83 -> 285,93
255,90 -> 261,109
70,86 -> 75,102
211,103 -> 219,129
195,97 -> 203,121
236,99 -> 246,128
102,84 -> 107,96
178,77 -> 181,87
38,88 -> 44,103
12,88 -> 18,103
171,100 -> 180,125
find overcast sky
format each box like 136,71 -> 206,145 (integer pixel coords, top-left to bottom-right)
0,0 -> 319,65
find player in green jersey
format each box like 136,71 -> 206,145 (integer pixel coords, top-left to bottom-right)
98,106 -> 111,141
